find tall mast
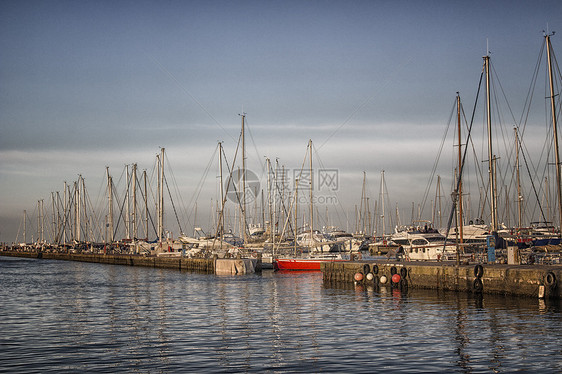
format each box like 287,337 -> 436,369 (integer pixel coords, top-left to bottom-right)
63,182 -> 67,244
545,33 -> 562,233
75,180 -> 80,242
435,175 -> 443,228
81,176 -> 88,242
219,142 -> 225,246
132,163 -> 137,239
37,200 -> 41,243
125,164 -> 130,240
515,128 -> 522,228
51,192 -> 56,243
106,167 -> 114,243
484,55 -> 498,232
360,171 -> 366,233
456,93 -> 464,244
158,148 -> 165,242
294,177 -> 299,255
309,139 -> 313,243
380,170 -> 386,239
240,114 -> 247,245
273,159 -> 278,240
23,209 -> 27,243
267,158 -> 274,244
143,170 -> 148,240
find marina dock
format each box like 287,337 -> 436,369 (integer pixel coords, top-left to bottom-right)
322,261 -> 561,299
0,251 -> 259,275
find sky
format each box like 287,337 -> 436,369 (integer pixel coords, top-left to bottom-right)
1,0 -> 561,243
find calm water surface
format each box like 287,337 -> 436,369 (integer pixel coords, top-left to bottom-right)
0,256 -> 560,373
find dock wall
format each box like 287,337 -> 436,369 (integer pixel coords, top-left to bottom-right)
1,251 -> 216,273
322,261 -> 561,299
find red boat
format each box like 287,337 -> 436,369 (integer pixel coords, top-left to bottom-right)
273,256 -> 347,271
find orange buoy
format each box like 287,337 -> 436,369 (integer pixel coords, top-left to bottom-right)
354,272 -> 364,281
392,274 -> 401,284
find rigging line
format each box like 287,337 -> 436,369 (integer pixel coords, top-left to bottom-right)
211,132 -> 243,246
185,144 -> 219,219
318,57 -> 414,150
244,118 -> 268,175
420,97 -> 456,219
163,174 -> 183,235
519,39 -> 545,137
518,132 -> 548,223
83,181 -> 104,242
111,165 -> 129,240
144,52 -> 236,143
444,67 -> 485,247
462,101 -> 486,219
268,160 -> 294,235
163,151 -> 192,233
312,145 -> 352,231
185,144 -> 220,231
490,62 -> 520,194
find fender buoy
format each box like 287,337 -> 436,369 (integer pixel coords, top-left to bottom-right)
366,272 -> 374,281
380,275 -> 388,284
392,274 -> 401,284
354,272 -> 364,282
390,266 -> 397,275
545,272 -> 557,287
474,264 -> 484,278
400,267 -> 408,278
473,278 -> 483,293
372,264 -> 379,274
363,264 -> 370,275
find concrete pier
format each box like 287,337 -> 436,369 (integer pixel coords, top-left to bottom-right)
322,261 -> 561,299
0,251 -> 260,274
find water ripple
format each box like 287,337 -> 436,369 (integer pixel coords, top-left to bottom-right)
0,257 -> 560,373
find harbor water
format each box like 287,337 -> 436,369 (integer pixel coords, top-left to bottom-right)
0,256 -> 560,373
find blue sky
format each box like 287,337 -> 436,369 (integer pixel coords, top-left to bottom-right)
1,0 -> 561,242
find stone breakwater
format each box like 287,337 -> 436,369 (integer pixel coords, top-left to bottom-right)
0,251 -> 260,275
322,261 -> 561,299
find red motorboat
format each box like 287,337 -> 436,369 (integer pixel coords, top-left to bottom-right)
273,255 -> 347,271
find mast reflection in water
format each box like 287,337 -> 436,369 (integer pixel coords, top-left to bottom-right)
0,256 -> 560,373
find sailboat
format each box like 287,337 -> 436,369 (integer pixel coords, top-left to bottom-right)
273,140 -> 359,270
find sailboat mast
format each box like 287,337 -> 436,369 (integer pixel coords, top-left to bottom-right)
456,93 -> 464,243
63,182 -> 67,244
545,33 -> 562,233
267,158 -> 274,244
309,139 -> 313,242
241,114 -> 247,245
515,128 -> 522,228
219,142 -> 225,247
106,167 -> 114,243
158,148 -> 165,242
484,55 -> 498,232
132,163 -> 137,239
126,165 -> 131,240
295,178 -> 299,256
143,170 -> 148,240
23,209 -> 27,244
75,180 -> 80,242
381,170 -> 386,239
